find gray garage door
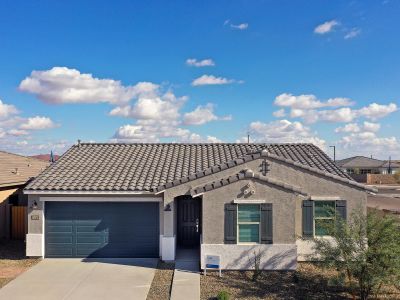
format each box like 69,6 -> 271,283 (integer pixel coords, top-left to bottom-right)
45,202 -> 159,258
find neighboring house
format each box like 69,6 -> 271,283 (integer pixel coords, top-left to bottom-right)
336,156 -> 400,175
24,143 -> 374,270
0,151 -> 49,239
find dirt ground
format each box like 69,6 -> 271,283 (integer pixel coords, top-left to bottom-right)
0,240 -> 40,288
201,263 -> 400,300
146,261 -> 175,300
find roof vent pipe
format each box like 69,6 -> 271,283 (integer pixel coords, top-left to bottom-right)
77,139 -> 81,148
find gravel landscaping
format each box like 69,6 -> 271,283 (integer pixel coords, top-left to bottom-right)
0,240 -> 40,288
146,261 -> 175,300
201,263 -> 400,300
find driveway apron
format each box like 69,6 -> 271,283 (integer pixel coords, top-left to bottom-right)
0,258 -> 157,300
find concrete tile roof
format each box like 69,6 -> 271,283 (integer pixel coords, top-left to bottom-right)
0,151 -> 49,188
25,143 -> 350,192
336,156 -> 400,169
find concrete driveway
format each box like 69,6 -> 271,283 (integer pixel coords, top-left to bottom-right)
0,258 -> 158,300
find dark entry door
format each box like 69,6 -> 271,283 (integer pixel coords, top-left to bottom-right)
177,196 -> 201,247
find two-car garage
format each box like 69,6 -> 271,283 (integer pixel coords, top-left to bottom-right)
44,202 -> 159,258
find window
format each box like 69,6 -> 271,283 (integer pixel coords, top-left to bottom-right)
314,201 -> 335,236
237,204 -> 260,243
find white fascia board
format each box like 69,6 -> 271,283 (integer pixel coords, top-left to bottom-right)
233,199 -> 266,204
310,196 -> 343,201
40,196 -> 162,202
24,190 -> 154,195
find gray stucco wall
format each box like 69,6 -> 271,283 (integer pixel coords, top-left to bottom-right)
202,179 -> 298,244
163,157 -> 367,240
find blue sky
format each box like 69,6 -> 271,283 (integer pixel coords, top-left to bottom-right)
0,0 -> 399,159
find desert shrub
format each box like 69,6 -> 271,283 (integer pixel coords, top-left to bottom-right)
217,290 -> 230,300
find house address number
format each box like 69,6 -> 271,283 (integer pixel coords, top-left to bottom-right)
31,215 -> 40,220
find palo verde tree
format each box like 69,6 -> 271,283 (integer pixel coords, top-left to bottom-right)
309,207 -> 400,300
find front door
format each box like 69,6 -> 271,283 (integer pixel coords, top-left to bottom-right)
177,196 -> 201,247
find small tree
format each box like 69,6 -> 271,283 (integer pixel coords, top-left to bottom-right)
249,249 -> 263,282
310,208 -> 400,300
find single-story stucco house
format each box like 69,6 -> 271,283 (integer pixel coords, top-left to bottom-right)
24,143 -> 375,270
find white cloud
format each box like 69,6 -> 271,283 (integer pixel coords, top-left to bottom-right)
19,67 -> 159,105
273,109 -> 286,118
335,121 -> 380,133
0,100 -> 19,119
357,102 -> 397,120
7,129 -> 29,136
230,23 -> 248,30
344,28 -> 361,39
339,132 -> 400,156
191,75 -> 239,86
110,92 -> 186,122
274,93 -> 353,110
183,104 -> 232,125
242,119 -> 326,150
314,20 -> 340,34
20,116 -> 57,130
275,93 -> 398,124
186,58 -> 215,67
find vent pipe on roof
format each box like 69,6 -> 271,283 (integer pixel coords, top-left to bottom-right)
77,139 -> 81,148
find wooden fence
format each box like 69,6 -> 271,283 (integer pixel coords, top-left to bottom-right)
11,206 -> 27,240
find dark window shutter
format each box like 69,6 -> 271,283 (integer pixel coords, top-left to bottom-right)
302,200 -> 314,237
335,200 -> 347,221
224,204 -> 237,244
260,203 -> 273,244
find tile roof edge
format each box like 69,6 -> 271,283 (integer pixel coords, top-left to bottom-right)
265,153 -> 378,192
154,151 -> 267,193
24,145 -> 78,191
190,168 -> 308,197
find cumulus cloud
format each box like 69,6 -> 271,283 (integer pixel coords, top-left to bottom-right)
186,58 -> 215,67
274,93 -> 354,110
242,119 -> 326,150
191,75 -> 239,86
0,100 -> 19,119
7,129 -> 29,136
274,93 -> 397,124
110,92 -> 186,122
344,28 -> 361,39
20,116 -> 57,130
183,104 -> 232,125
273,109 -> 286,118
19,67 -> 159,105
339,132 -> 399,156
335,121 -> 381,133
357,102 -> 398,120
314,20 -> 340,34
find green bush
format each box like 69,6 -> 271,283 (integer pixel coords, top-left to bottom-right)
217,290 -> 230,300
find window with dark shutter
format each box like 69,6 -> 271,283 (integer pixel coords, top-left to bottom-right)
260,203 -> 273,244
335,200 -> 347,221
302,200 -> 314,237
224,204 -> 237,244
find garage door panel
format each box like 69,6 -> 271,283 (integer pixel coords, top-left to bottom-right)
45,202 -> 159,258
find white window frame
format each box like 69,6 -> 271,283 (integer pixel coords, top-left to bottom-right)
237,204 -> 261,244
313,200 -> 336,237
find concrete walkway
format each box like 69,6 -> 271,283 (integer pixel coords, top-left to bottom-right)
0,258 -> 157,300
170,248 -> 200,300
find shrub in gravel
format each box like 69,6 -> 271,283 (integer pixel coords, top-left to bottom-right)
217,290 -> 230,300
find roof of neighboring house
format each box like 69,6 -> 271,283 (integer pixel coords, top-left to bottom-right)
0,151 -> 49,188
29,154 -> 60,162
336,156 -> 400,169
25,143 -> 352,192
